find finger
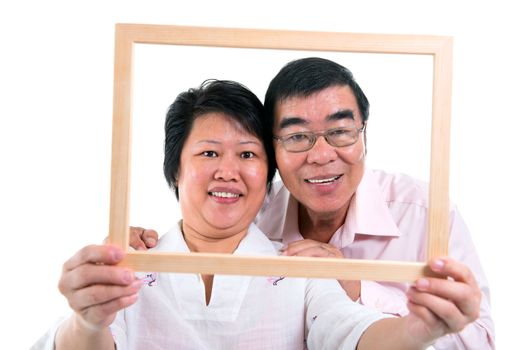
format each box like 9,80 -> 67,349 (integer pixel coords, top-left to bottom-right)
406,299 -> 447,340
129,227 -> 147,251
414,276 -> 481,321
419,258 -> 481,318
282,239 -> 320,254
406,298 -> 440,329
142,229 -> 159,248
288,245 -> 340,258
407,285 -> 467,332
63,264 -> 136,292
78,292 -> 139,328
63,245 -> 124,271
283,240 -> 342,258
69,279 -> 142,311
429,257 -> 477,285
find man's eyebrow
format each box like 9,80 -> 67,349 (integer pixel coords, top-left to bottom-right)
278,110 -> 355,130
327,109 -> 354,122
278,117 -> 308,130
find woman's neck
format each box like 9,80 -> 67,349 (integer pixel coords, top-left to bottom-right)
180,221 -> 247,254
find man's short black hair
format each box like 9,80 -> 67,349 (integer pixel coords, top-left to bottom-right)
264,57 -> 370,129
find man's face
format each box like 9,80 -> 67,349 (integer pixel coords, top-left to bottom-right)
273,85 -> 366,218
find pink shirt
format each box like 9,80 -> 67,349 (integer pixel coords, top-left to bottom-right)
257,168 -> 495,350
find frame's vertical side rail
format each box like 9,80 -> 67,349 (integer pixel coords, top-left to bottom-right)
108,25 -> 134,249
427,37 -> 453,259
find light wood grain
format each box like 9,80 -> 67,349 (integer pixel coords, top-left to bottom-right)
109,24 -> 453,281
122,251 -> 438,282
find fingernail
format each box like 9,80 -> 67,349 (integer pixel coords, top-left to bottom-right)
416,278 -> 429,290
113,248 -> 124,260
131,280 -> 143,290
146,238 -> 156,247
431,259 -> 445,271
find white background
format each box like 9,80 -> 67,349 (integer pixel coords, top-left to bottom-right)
0,1 -> 522,348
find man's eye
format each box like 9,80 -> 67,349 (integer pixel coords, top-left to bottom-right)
287,133 -> 309,142
329,129 -> 349,136
240,151 -> 255,159
202,151 -> 218,157
328,129 -> 352,138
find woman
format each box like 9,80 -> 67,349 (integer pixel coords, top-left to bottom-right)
50,80 -> 451,349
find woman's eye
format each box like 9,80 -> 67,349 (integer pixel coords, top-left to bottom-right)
240,151 -> 255,159
202,151 -> 218,157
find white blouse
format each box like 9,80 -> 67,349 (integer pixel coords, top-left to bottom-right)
110,223 -> 386,349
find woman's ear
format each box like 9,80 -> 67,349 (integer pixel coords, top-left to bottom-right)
362,122 -> 368,156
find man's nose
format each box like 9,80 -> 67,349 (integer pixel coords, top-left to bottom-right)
306,135 -> 337,165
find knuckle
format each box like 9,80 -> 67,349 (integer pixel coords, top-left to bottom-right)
464,269 -> 475,283
57,278 -> 67,294
86,287 -> 105,305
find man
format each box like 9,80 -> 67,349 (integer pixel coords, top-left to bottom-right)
131,58 -> 494,349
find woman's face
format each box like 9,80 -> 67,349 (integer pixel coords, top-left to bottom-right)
177,112 -> 268,240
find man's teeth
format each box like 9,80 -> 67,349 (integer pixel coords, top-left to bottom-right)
306,175 -> 341,184
210,191 -> 240,198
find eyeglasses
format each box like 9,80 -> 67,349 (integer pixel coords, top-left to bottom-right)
273,125 -> 365,152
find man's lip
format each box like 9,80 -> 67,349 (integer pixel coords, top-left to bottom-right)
304,174 -> 342,183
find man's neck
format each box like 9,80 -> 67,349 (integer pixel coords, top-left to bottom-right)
298,202 -> 350,243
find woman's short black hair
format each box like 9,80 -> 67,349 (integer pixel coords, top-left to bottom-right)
164,79 -> 276,199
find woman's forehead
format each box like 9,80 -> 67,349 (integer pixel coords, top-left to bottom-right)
189,113 -> 262,143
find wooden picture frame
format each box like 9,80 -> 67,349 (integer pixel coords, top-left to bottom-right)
108,23 -> 452,282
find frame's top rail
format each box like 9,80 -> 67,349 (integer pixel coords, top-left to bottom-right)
115,23 -> 452,55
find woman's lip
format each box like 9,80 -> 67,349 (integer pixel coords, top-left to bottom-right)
208,187 -> 243,197
209,191 -> 241,198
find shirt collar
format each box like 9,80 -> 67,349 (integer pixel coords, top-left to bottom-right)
336,168 -> 401,243
282,168 -> 401,248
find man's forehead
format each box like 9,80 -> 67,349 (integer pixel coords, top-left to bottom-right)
275,85 -> 358,114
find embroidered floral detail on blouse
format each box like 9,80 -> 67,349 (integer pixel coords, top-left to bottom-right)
267,276 -> 285,285
142,273 -> 158,287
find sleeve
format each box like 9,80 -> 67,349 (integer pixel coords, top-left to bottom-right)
30,315 -> 123,350
29,317 -> 67,350
109,310 -> 128,350
431,207 -> 495,350
305,278 -> 388,350
359,280 -> 409,317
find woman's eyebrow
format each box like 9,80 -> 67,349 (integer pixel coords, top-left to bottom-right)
196,139 -> 220,144
195,139 -> 261,146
